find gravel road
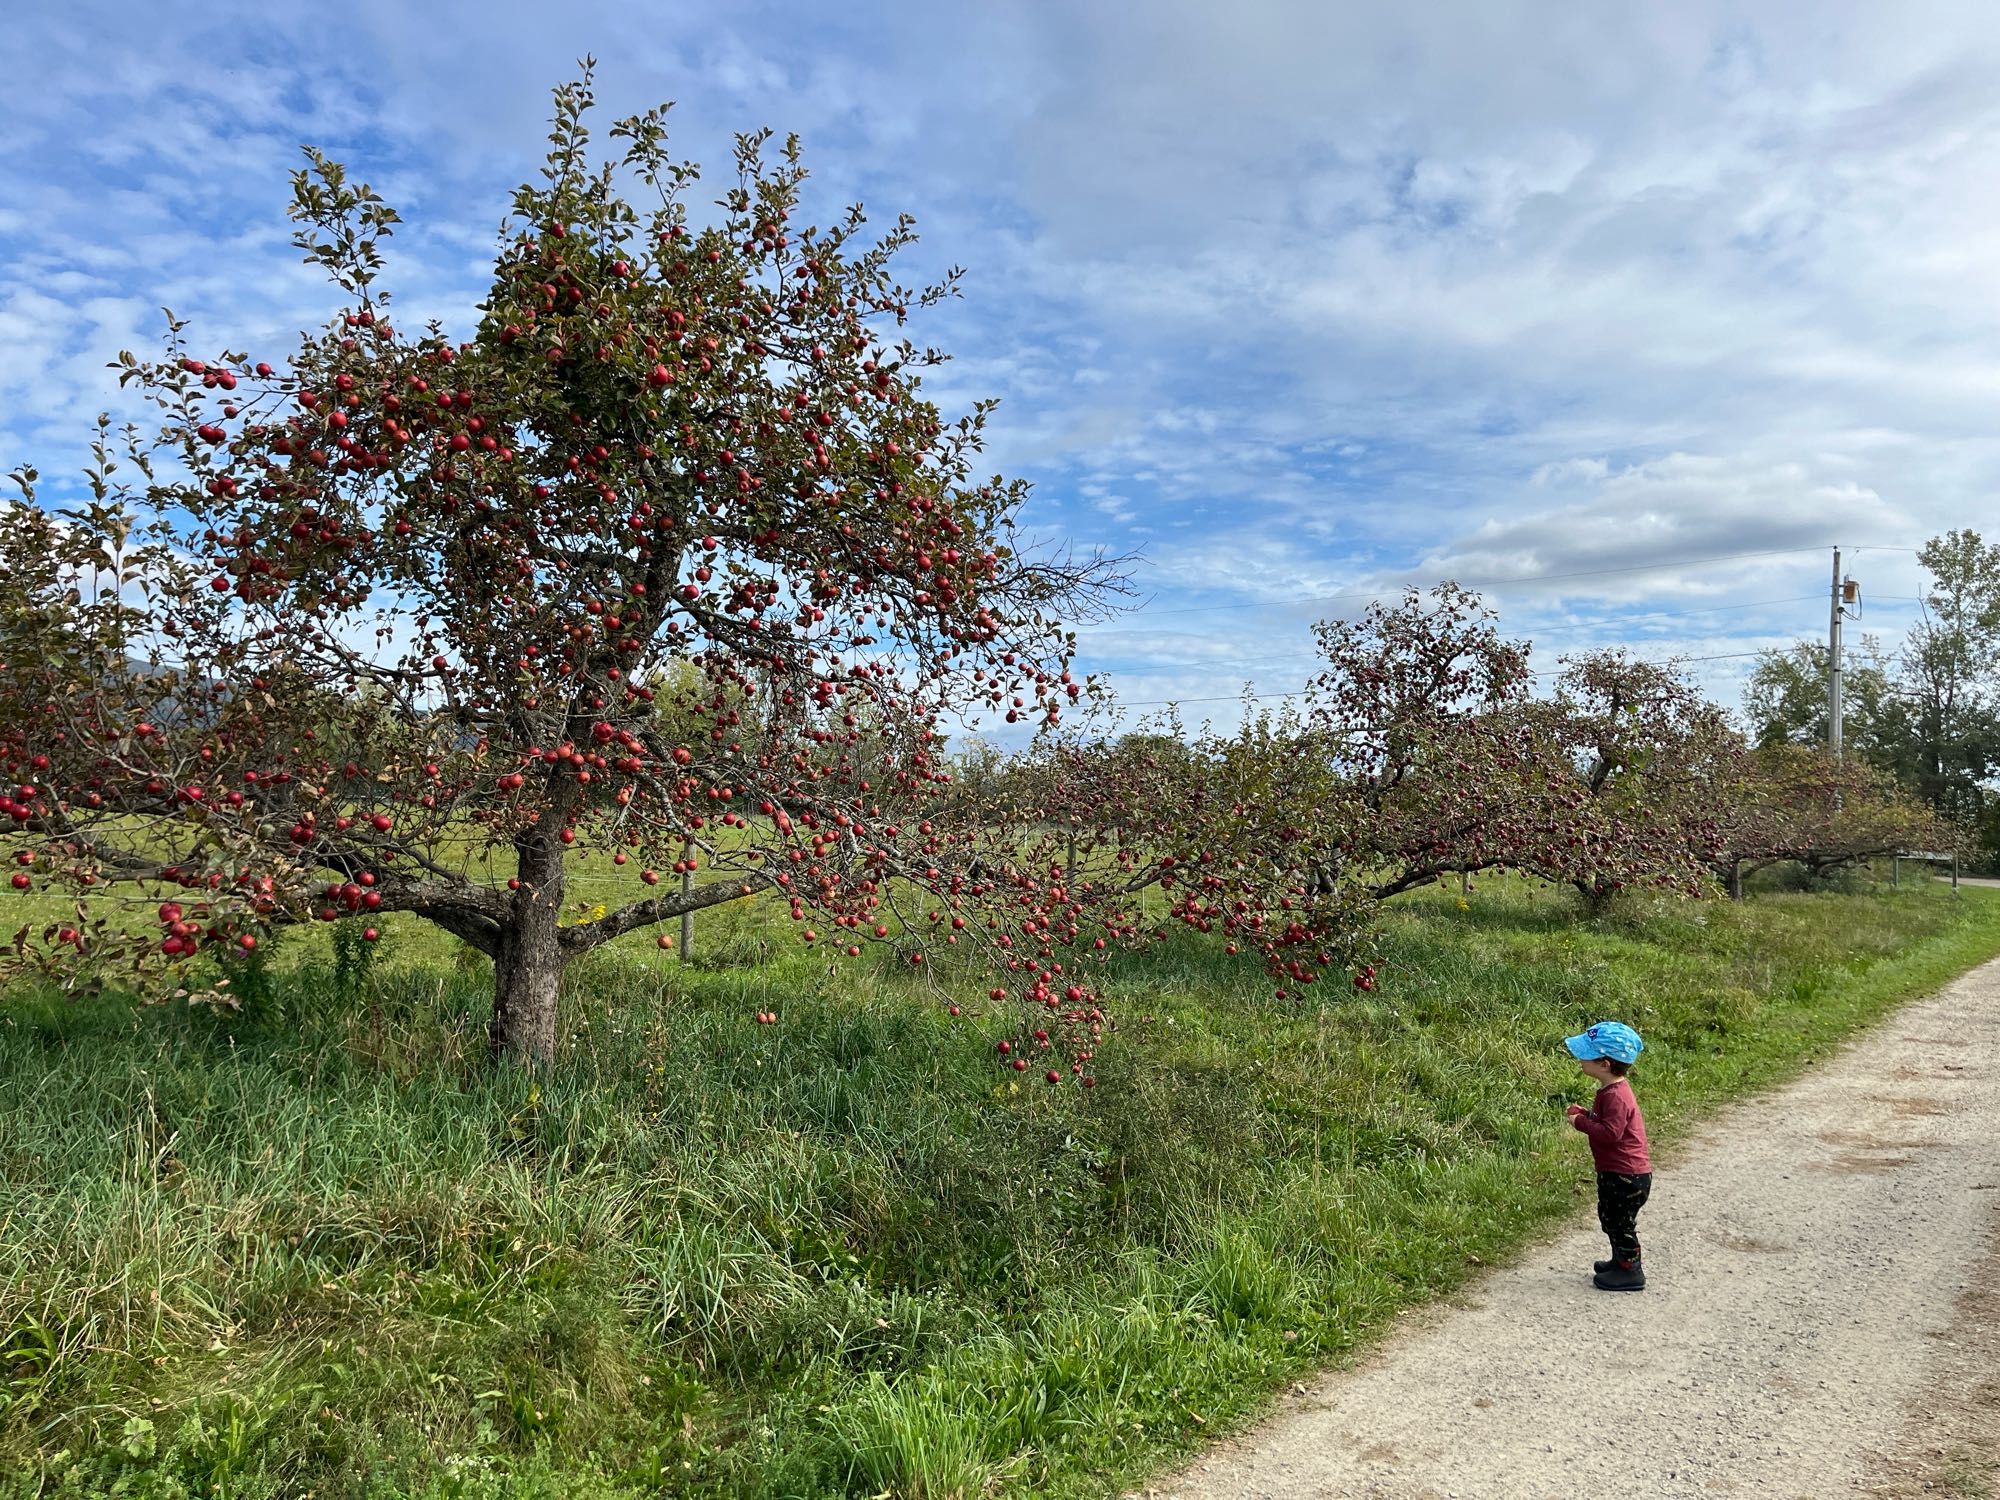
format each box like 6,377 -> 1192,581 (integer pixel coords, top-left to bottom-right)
1146,957 -> 2000,1500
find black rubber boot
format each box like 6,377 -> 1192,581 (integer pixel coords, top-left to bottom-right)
1595,1240 -> 1640,1275
1593,1256 -> 1645,1292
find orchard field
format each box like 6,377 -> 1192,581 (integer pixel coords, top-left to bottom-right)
4,875 -> 1998,1498
6,68 -> 2000,1500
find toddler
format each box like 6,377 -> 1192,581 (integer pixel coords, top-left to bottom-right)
1564,1020 -> 1651,1292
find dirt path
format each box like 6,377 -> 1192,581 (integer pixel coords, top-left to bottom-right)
1145,958 -> 2000,1500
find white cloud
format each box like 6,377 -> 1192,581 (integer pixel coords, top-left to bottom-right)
1416,453 -> 1909,598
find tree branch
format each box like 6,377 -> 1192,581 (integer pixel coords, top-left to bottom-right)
562,870 -> 776,951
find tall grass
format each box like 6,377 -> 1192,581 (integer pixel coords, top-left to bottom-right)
2,879 -> 1997,1498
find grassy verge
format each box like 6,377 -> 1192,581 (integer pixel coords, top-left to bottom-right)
2,880 -> 1997,1499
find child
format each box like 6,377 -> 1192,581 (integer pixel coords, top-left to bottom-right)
1563,1020 -> 1651,1292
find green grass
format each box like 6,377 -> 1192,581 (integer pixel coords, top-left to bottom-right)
3,878 -> 1998,1498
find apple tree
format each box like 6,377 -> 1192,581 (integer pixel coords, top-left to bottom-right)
1,75 -> 1125,1066
1298,585 -> 1548,899
1511,652 -> 1740,911
1712,744 -> 1957,894
1299,603 -> 1747,913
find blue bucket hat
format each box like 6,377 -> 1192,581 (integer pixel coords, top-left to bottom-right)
1565,1020 -> 1644,1065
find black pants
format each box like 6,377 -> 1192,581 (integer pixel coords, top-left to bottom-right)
1596,1171 -> 1652,1261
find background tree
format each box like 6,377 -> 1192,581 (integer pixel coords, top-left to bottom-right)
1,75 -> 1128,1066
1743,636 -> 1901,759
1297,593 -> 1740,913
1301,585 -> 1539,899
1712,744 -> 1957,894
1898,528 -> 2000,848
1513,652 -> 1739,912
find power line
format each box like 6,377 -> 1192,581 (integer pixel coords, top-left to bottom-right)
1125,543 -> 1915,620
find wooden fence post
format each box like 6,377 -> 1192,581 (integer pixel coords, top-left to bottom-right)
680,866 -> 694,959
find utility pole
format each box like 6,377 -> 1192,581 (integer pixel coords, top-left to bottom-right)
1828,547 -> 1844,762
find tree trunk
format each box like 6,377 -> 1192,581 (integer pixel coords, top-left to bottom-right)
1576,878 -> 1615,917
488,832 -> 567,1066
1728,859 -> 1744,901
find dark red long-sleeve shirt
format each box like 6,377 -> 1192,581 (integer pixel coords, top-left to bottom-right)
1570,1077 -> 1651,1173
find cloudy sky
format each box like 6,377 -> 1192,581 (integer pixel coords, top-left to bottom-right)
4,1 -> 1996,734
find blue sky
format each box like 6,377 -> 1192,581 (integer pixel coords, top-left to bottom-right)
5,1 -> 1998,737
